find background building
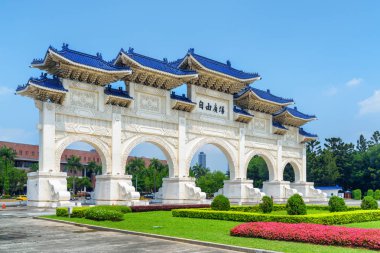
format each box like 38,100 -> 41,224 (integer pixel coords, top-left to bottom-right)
198,152 -> 206,168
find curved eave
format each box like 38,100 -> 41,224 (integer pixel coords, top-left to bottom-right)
186,55 -> 261,83
171,99 -> 196,112
273,127 -> 288,135
234,113 -> 253,123
275,110 -> 317,122
117,52 -> 198,80
105,94 -> 133,108
32,49 -> 132,75
300,136 -> 318,143
16,82 -> 67,104
235,89 -> 294,107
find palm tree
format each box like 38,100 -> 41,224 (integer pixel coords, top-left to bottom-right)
149,158 -> 164,194
66,155 -> 83,195
191,163 -> 210,179
125,157 -> 146,175
0,146 -> 16,195
87,161 -> 102,175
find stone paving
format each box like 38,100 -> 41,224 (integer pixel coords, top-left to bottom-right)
0,207 -> 237,253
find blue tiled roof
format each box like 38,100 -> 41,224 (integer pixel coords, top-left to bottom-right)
32,44 -> 130,72
299,128 -> 318,138
315,186 -> 342,190
235,87 -> 294,104
170,92 -> 195,104
274,107 -> 316,120
118,48 -> 197,76
176,48 -> 260,80
16,73 -> 67,92
104,85 -> 133,99
272,121 -> 288,130
233,106 -> 253,117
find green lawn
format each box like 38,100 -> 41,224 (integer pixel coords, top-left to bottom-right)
45,211 -> 377,253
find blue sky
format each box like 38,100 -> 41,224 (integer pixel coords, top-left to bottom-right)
0,1 -> 379,172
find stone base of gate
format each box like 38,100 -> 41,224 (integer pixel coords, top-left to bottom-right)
156,177 -> 207,204
215,179 -> 264,204
94,174 -> 141,206
290,182 -> 328,202
262,180 -> 300,202
27,171 -> 71,208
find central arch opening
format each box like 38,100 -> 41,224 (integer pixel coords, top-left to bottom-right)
125,142 -> 170,199
189,144 -> 232,198
247,155 -> 269,189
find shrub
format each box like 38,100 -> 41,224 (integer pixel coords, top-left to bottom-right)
328,196 -> 347,212
361,196 -> 378,210
352,189 -> 362,200
259,196 -> 273,213
96,205 -> 131,214
366,189 -> 374,198
1,195 -> 11,199
172,209 -> 380,225
84,207 -> 124,221
230,222 -> 380,250
131,204 -> 210,212
56,207 -> 68,217
211,195 -> 230,211
375,189 -> 380,200
286,194 -> 306,215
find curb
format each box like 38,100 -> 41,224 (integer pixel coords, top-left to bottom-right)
35,217 -> 281,253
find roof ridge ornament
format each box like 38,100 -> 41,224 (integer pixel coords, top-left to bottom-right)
128,47 -> 134,53
188,48 -> 195,54
96,52 -> 103,59
226,60 -> 231,67
62,43 -> 69,50
163,58 -> 168,63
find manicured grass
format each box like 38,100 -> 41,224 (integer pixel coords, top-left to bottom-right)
45,211 -> 376,253
344,220 -> 380,229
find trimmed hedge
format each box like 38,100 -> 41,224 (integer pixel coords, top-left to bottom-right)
172,208 -> 380,225
95,205 -> 131,214
328,196 -> 347,212
375,189 -> 380,200
286,194 -> 306,215
131,204 -> 210,212
211,195 -> 230,211
259,196 -> 273,213
366,189 -> 374,198
229,204 -> 361,213
56,207 -> 90,217
353,189 -> 362,200
361,196 -> 379,210
85,207 -> 124,221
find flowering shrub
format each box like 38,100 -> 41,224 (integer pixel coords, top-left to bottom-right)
131,204 -> 210,212
230,222 -> 380,250
172,209 -> 380,224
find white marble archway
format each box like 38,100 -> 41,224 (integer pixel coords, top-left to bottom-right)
244,149 -> 277,181
282,159 -> 303,183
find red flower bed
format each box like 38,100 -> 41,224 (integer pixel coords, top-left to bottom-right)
231,222 -> 380,250
131,204 -> 210,212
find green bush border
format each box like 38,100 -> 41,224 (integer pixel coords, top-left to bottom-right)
172,208 -> 380,225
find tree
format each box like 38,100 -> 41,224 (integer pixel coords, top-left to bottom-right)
125,158 -> 146,175
369,131 -> 380,146
0,146 -> 17,195
357,134 -> 369,152
30,163 -> 39,172
196,171 -> 227,197
312,150 -> 340,186
149,158 -> 166,193
247,156 -> 268,188
190,163 -> 210,179
283,163 -> 295,182
66,155 -> 83,194
87,161 -> 102,175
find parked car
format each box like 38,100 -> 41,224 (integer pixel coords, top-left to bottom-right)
143,193 -> 155,199
16,195 -> 27,201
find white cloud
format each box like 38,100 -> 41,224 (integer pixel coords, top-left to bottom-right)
325,86 -> 338,96
358,90 -> 380,115
346,78 -> 363,87
0,86 -> 13,95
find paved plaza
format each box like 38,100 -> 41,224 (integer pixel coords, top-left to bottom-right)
0,208 -> 237,253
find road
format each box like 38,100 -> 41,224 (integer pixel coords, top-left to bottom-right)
0,207 -> 237,253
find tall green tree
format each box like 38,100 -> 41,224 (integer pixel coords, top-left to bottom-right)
357,134 -> 369,152
0,146 -> 17,195
190,163 -> 210,179
196,171 -> 227,198
87,161 -> 102,175
369,131 -> 380,146
247,156 -> 268,188
66,155 -> 83,194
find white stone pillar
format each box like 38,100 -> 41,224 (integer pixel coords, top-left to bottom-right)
178,117 -> 186,177
128,82 -> 135,110
276,140 -> 283,181
111,113 -> 122,175
39,102 -> 56,172
301,144 -> 307,182
238,128 -> 245,179
166,91 -> 171,116
98,86 -> 104,112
